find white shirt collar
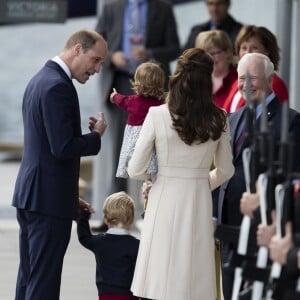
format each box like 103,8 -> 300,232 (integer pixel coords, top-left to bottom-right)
256,92 -> 275,119
52,56 -> 72,79
106,227 -> 131,235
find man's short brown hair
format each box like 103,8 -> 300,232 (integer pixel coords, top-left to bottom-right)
64,29 -> 106,52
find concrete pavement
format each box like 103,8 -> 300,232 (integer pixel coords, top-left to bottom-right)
0,224 -> 98,300
0,160 -> 140,299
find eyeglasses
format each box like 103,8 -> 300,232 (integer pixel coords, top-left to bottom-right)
209,50 -> 224,57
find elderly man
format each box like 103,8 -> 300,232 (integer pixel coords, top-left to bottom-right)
217,52 -> 300,300
184,0 -> 242,50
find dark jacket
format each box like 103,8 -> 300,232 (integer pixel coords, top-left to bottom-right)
77,211 -> 139,294
183,14 -> 242,50
12,61 -> 101,219
218,97 -> 300,226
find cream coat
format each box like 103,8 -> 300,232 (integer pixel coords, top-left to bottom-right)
128,104 -> 234,300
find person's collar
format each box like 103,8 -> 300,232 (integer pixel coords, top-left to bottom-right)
107,227 -> 131,235
128,0 -> 146,4
265,91 -> 276,105
256,91 -> 275,119
52,56 -> 71,79
209,21 -> 217,29
209,14 -> 232,29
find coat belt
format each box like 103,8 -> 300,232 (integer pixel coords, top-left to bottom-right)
158,166 -> 209,179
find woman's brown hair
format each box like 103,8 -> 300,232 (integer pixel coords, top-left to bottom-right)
235,25 -> 280,70
168,48 -> 227,145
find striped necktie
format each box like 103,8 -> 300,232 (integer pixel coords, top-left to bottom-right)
130,0 -> 141,35
235,121 -> 246,156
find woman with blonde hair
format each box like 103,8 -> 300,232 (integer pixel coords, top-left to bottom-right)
195,29 -> 237,112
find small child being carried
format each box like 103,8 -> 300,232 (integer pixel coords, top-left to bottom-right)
77,192 -> 139,300
110,61 -> 165,180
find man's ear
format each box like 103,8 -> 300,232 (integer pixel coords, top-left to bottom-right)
73,43 -> 82,56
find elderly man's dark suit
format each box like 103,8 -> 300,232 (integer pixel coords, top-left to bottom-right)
93,0 -> 180,211
218,96 -> 300,300
12,60 -> 102,300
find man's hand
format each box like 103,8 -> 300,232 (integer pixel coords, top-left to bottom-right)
111,51 -> 129,69
90,112 -> 107,136
257,211 -> 276,247
79,198 -> 95,214
269,221 -> 293,265
131,47 -> 148,61
240,192 -> 260,218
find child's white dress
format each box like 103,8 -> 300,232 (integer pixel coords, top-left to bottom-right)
116,124 -> 157,179
112,93 -> 162,179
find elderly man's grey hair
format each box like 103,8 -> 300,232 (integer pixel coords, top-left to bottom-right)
237,53 -> 274,78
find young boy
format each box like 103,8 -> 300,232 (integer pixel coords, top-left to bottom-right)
77,192 -> 139,300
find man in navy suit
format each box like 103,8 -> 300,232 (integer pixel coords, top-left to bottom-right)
12,29 -> 108,300
217,53 -> 300,300
183,0 -> 242,50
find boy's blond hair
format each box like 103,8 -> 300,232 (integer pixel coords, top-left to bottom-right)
103,192 -> 135,227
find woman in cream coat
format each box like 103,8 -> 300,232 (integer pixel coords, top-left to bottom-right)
128,48 -> 234,300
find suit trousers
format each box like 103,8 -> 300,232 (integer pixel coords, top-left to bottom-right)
221,241 -> 234,300
15,209 -> 72,300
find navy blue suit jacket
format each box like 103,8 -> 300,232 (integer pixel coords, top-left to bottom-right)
183,14 -> 242,50
77,211 -> 139,295
12,60 -> 101,219
218,97 -> 300,226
